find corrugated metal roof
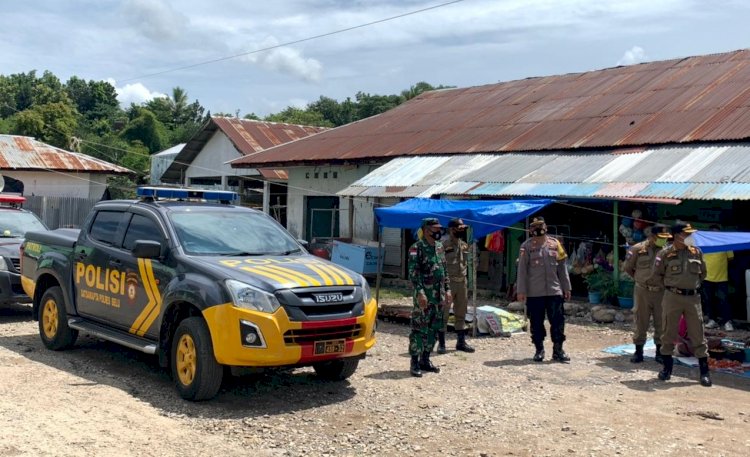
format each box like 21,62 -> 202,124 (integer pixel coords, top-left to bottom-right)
258,169 -> 288,180
162,117 -> 328,182
0,135 -> 132,174
338,143 -> 750,200
232,49 -> 750,166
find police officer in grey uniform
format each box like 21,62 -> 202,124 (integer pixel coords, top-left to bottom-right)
516,216 -> 572,362
437,218 -> 475,354
622,224 -> 668,364
651,223 -> 711,387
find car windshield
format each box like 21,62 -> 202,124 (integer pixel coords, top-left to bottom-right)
169,209 -> 301,256
0,211 -> 47,237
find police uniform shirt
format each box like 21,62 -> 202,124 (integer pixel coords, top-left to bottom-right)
516,236 -> 571,297
622,240 -> 662,288
652,245 -> 706,290
443,236 -> 468,283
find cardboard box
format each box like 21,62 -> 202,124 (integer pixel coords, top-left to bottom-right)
331,240 -> 383,275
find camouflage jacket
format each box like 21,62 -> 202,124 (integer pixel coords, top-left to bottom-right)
409,238 -> 451,305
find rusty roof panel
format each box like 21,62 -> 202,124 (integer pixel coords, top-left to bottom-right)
0,135 -> 131,174
231,49 -> 750,166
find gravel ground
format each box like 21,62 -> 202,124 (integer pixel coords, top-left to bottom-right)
1,300 -> 749,457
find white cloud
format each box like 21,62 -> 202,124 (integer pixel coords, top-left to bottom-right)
617,46 -> 648,66
241,37 -> 323,82
106,78 -> 167,106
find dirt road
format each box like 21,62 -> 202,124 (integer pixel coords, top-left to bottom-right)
1,301 -> 749,456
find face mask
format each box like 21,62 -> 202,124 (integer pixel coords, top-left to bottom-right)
531,227 -> 546,237
654,238 -> 666,248
684,235 -> 695,247
430,230 -> 442,241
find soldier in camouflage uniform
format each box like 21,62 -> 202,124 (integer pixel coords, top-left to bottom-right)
651,223 -> 712,387
516,216 -> 572,363
408,217 -> 452,377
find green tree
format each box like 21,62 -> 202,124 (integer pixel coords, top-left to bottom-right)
120,108 -> 168,154
12,102 -> 78,148
264,107 -> 333,127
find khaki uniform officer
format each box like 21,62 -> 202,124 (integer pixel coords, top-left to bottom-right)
516,216 -> 572,362
622,224 -> 668,364
437,218 -> 475,354
651,223 -> 711,387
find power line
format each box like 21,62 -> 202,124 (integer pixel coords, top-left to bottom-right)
119,0 -> 467,83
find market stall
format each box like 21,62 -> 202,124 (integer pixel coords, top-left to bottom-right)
372,198 -> 552,334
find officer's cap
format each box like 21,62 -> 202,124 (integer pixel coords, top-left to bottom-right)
655,224 -> 673,239
421,217 -> 442,228
448,218 -> 467,229
670,222 -> 697,236
529,216 -> 546,227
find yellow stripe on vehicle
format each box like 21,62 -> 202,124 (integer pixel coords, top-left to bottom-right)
240,266 -> 297,288
264,265 -> 321,287
315,264 -> 345,285
136,260 -> 163,336
305,263 -> 333,286
253,265 -> 310,287
131,258 -> 157,335
321,263 -> 355,285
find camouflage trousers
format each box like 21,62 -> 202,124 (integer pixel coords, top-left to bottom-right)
409,302 -> 443,356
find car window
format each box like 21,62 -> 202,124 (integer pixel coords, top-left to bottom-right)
89,211 -> 123,245
0,211 -> 47,238
122,214 -> 163,251
170,209 -> 300,256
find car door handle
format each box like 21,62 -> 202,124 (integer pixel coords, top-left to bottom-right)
75,252 -> 87,261
109,259 -> 122,267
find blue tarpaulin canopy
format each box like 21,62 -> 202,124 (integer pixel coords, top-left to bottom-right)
374,198 -> 552,238
689,231 -> 750,254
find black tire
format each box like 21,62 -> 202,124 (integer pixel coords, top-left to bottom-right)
171,317 -> 223,401
38,286 -> 78,350
313,358 -> 360,381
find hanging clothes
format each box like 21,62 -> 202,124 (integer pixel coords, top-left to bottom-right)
484,230 -> 505,253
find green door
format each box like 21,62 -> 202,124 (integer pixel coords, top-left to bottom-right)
306,196 -> 340,241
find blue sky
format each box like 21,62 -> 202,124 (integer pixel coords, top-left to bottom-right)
2,0 -> 749,116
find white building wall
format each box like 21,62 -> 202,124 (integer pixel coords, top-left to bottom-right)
287,164 -> 381,239
186,132 -> 256,185
3,171 -> 107,198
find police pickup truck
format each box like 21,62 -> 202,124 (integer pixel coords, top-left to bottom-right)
20,187 -> 377,400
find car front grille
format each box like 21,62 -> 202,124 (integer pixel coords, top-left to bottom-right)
283,324 -> 363,344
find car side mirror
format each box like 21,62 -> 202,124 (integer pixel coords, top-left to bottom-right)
132,240 -> 162,259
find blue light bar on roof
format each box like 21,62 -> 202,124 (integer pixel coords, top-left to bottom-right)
137,187 -> 238,202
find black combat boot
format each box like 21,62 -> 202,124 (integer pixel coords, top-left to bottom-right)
552,342 -> 570,362
698,357 -> 712,387
657,355 -> 673,381
630,344 -> 644,363
456,329 -> 475,353
419,351 -> 440,373
654,345 -> 664,364
410,355 -> 422,377
533,342 -> 545,362
437,331 -> 447,354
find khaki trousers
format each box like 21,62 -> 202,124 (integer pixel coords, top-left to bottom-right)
660,290 -> 707,358
442,280 -> 468,331
632,285 -> 664,346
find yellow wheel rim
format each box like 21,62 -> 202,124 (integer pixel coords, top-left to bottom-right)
176,334 -> 197,386
42,299 -> 58,340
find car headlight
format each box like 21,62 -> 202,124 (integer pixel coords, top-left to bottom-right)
0,256 -> 7,272
361,276 -> 372,304
225,280 -> 281,314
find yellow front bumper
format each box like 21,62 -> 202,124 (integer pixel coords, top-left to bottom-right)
203,298 -> 377,366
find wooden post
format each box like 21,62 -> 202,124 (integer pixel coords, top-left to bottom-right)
375,226 -> 384,314
613,200 -> 620,288
262,181 -> 270,215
